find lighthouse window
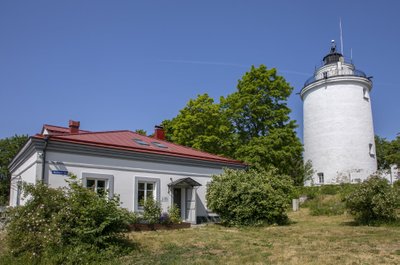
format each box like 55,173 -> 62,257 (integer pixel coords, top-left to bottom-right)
363,88 -> 369,101
317,172 -> 324,184
369,143 -> 375,157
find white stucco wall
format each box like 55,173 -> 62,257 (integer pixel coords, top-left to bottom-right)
9,152 -> 39,206
302,72 -> 377,185
42,150 -> 225,221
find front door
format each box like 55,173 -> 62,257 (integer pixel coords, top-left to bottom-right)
173,188 -> 182,217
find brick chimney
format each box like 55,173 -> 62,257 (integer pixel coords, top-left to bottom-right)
69,120 -> 80,134
153,125 -> 165,141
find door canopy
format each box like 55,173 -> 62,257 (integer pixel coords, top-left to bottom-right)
168,177 -> 202,187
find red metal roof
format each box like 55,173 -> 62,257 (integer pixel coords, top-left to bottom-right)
35,125 -> 244,166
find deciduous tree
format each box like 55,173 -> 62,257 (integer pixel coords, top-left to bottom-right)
221,65 -> 294,143
0,135 -> 28,205
165,93 -> 235,156
375,135 -> 400,169
164,65 -> 306,184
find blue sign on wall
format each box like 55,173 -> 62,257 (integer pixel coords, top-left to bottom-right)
51,170 -> 68,175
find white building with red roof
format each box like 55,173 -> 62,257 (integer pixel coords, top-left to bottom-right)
9,120 -> 245,224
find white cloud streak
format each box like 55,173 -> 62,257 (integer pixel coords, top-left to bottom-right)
160,59 -> 312,77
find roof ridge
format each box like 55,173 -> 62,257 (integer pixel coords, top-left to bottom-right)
54,130 -> 132,136
43,124 -> 91,132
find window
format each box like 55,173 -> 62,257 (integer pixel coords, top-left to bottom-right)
16,180 -> 22,206
86,178 -> 107,195
369,143 -> 375,157
133,138 -> 149,146
82,173 -> 114,198
363,88 -> 370,101
134,177 -> 160,212
151,142 -> 168,149
137,182 -> 155,208
317,172 -> 324,184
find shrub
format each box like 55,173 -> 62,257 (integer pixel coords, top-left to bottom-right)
168,204 -> 182,224
142,198 -> 162,224
5,176 -> 136,263
206,168 -> 294,226
344,175 -> 399,224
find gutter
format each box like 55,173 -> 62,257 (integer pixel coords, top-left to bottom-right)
41,136 -> 49,183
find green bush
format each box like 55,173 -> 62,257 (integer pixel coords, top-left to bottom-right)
5,176 -> 136,264
206,168 -> 294,226
307,195 -> 345,216
344,175 -> 399,224
168,204 -> 182,224
142,198 -> 162,224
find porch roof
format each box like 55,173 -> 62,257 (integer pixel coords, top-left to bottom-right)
168,177 -> 202,187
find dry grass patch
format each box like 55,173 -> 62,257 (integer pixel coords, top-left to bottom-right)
267,209 -> 400,265
1,208 -> 399,264
125,208 -> 400,265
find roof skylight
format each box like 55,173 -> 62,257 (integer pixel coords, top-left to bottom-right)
152,142 -> 168,149
133,138 -> 150,146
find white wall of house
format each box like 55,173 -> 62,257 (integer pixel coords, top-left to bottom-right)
10,149 -> 227,223
9,152 -> 39,206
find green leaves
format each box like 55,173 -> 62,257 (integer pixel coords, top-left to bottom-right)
221,65 -> 293,141
142,198 -> 162,224
375,135 -> 400,170
165,65 -> 307,184
206,168 -> 294,226
6,176 -> 136,262
0,135 -> 28,205
344,175 -> 399,224
165,93 -> 235,156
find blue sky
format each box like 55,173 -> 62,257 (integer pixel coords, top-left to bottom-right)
1,0 -> 399,140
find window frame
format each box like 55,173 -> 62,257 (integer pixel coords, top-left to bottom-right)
317,172 -> 324,184
134,176 -> 160,212
82,173 -> 114,199
369,143 -> 375,157
86,178 -> 107,195
363,87 -> 370,101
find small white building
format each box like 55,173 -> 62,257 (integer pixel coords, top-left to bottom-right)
9,121 -> 245,224
301,41 -> 377,185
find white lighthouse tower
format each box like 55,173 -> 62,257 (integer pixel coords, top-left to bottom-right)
301,41 -> 377,185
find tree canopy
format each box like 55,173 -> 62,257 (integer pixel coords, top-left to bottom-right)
0,134 -> 28,205
375,135 -> 400,170
221,65 -> 294,143
164,93 -> 236,156
164,65 -> 305,184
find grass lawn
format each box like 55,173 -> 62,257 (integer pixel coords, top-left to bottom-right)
1,208 -> 400,264
124,208 -> 400,265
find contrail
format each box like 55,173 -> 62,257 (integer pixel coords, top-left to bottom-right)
160,59 -> 311,77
